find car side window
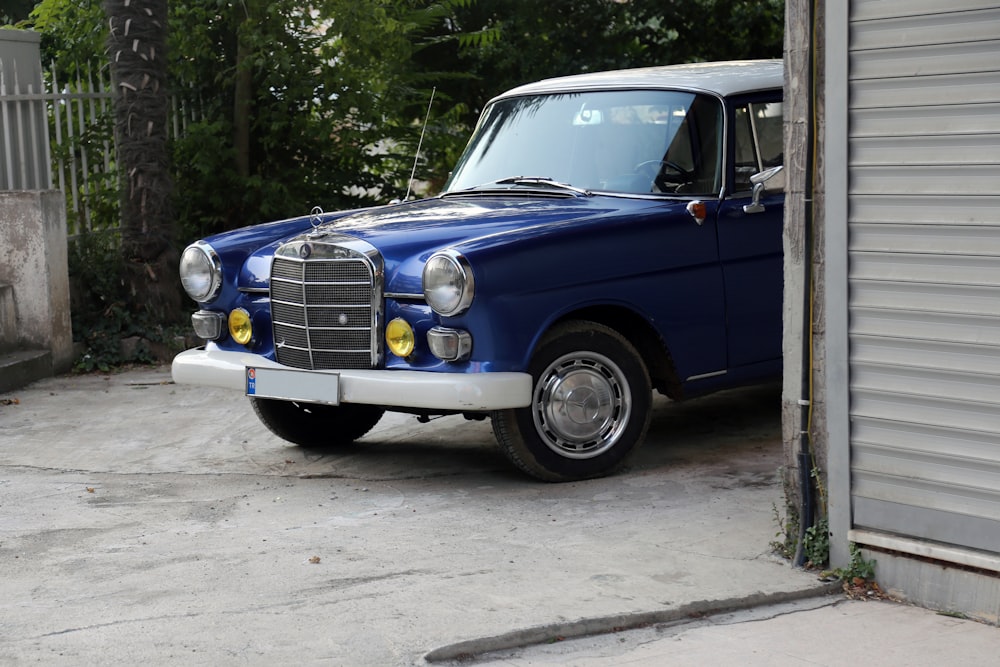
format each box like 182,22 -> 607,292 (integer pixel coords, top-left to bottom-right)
733,101 -> 783,193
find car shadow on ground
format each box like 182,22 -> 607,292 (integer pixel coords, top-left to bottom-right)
277,382 -> 784,484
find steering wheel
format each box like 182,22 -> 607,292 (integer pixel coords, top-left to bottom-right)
635,159 -> 691,192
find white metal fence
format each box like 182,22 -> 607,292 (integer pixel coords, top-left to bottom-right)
1,48 -> 117,236
0,30 -> 200,238
2,31 -> 199,238
46,63 -> 117,237
0,70 -> 52,191
0,31 -> 52,193
2,65 -> 202,238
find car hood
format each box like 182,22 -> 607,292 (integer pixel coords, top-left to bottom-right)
241,194 -> 689,293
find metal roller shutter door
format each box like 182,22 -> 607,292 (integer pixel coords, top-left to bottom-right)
848,1 -> 1000,554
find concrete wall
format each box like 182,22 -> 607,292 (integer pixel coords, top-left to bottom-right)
0,191 -> 73,373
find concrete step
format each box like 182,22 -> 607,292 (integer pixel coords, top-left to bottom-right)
0,348 -> 52,394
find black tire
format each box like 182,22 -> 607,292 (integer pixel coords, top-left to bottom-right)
491,321 -> 652,482
250,398 -> 384,448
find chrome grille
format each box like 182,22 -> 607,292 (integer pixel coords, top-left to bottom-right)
270,242 -> 380,370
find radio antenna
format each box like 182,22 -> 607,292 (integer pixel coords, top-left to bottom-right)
405,87 -> 436,202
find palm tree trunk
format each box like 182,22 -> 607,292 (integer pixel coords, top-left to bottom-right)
104,0 -> 180,323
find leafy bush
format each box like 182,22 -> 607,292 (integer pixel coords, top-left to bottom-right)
68,231 -> 186,372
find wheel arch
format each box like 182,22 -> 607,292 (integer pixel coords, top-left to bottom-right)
546,305 -> 683,400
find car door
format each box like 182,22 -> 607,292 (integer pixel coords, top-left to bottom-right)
715,95 -> 785,369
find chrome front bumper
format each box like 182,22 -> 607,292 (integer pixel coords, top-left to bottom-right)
171,347 -> 532,411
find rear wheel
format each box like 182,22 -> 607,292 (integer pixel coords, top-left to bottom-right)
492,321 -> 652,481
250,398 -> 384,448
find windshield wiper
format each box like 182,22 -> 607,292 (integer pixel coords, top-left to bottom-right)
492,176 -> 592,196
442,176 -> 593,198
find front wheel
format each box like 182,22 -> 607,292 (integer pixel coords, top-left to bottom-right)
491,321 -> 652,482
250,397 -> 384,448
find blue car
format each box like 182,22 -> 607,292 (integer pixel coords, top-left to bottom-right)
172,59 -> 785,481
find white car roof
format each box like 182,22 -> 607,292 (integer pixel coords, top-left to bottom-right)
496,60 -> 783,100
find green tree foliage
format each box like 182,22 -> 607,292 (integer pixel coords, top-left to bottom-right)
19,0 -> 104,70
26,0 -> 784,238
410,0 -> 785,182
24,0 -> 477,242
27,0 -> 784,242
166,0 -> 482,241
0,0 -> 37,24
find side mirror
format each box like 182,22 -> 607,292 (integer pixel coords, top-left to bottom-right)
743,165 -> 784,214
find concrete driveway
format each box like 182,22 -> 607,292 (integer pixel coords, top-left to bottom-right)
0,366 -> 825,665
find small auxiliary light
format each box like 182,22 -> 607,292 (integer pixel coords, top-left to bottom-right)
228,308 -> 253,345
386,318 -> 416,358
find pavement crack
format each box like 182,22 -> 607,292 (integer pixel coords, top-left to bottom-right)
297,471 -> 480,481
38,612 -> 201,638
303,568 -> 431,593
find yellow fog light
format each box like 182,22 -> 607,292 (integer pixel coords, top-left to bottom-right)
228,308 -> 253,345
386,318 -> 415,358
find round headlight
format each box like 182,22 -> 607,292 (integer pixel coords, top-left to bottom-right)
179,242 -> 222,302
423,250 -> 474,316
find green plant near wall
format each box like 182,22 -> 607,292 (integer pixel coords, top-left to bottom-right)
68,231 -> 188,372
802,515 -> 830,567
769,500 -> 799,561
69,231 -> 137,371
833,543 -> 877,582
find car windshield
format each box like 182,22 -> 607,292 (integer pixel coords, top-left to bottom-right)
444,90 -> 723,196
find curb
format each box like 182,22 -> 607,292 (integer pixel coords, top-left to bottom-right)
423,581 -> 842,663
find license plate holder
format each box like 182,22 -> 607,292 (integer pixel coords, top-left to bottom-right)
245,366 -> 340,405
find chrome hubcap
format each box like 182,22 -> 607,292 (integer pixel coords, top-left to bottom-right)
533,352 -> 631,459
